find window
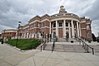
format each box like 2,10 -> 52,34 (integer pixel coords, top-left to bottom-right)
87,25 -> 89,29
65,20 -> 71,27
34,23 -> 36,27
59,22 -> 62,27
73,21 -> 77,28
42,23 -> 44,27
38,23 -> 40,27
32,24 -> 34,27
70,22 -> 71,27
53,22 -> 56,27
66,22 -> 68,27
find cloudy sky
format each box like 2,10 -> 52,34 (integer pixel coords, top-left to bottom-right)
0,0 -> 99,36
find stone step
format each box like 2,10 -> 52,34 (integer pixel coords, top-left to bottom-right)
57,38 -> 77,42
37,41 -> 99,54
37,44 -> 85,53
47,42 -> 80,45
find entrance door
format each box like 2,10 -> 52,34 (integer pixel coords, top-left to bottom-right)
58,28 -> 63,38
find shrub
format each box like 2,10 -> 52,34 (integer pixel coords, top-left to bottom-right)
92,33 -> 96,41
6,39 -> 41,50
97,37 -> 99,42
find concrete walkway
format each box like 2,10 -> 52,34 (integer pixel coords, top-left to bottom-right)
0,43 -> 40,66
17,51 -> 99,66
0,42 -> 99,66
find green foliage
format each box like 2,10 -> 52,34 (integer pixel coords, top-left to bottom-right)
6,39 -> 41,50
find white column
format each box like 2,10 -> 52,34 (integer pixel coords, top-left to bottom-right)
30,32 -> 31,38
56,20 -> 58,37
22,33 -> 24,38
50,22 -> 51,34
27,32 -> 28,38
77,22 -> 79,37
32,33 -> 34,38
68,22 -> 71,38
63,20 -> 66,38
24,33 -> 26,38
71,20 -> 75,38
79,23 -> 81,37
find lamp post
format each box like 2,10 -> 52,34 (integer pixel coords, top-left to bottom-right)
16,21 -> 21,47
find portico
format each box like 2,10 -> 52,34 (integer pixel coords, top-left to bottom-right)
50,19 -> 80,39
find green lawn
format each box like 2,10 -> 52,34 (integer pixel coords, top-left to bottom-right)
6,39 -> 41,50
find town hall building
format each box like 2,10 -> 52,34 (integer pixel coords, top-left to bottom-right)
18,6 -> 92,41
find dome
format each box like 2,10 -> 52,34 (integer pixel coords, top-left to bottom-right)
59,5 -> 67,14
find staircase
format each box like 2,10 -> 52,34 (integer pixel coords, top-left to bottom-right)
37,41 -> 85,53
37,38 -> 99,55
44,44 -> 85,53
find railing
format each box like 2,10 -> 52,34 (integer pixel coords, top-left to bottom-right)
76,37 -> 94,55
51,36 -> 57,52
40,36 -> 57,52
51,39 -> 55,52
40,41 -> 46,51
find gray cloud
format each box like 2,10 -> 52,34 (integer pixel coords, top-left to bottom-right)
83,0 -> 99,36
84,0 -> 99,20
0,0 -> 99,36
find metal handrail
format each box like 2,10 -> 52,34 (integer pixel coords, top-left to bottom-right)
51,36 -> 57,52
77,37 -> 94,55
40,41 -> 46,51
52,39 -> 55,52
40,36 -> 57,52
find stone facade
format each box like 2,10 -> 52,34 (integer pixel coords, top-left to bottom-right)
19,6 -> 92,40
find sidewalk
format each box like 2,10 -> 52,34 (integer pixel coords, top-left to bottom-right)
0,43 -> 21,57
0,43 -> 40,66
0,43 -> 99,66
17,51 -> 99,66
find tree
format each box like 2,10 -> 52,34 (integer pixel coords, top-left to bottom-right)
92,33 -> 96,41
